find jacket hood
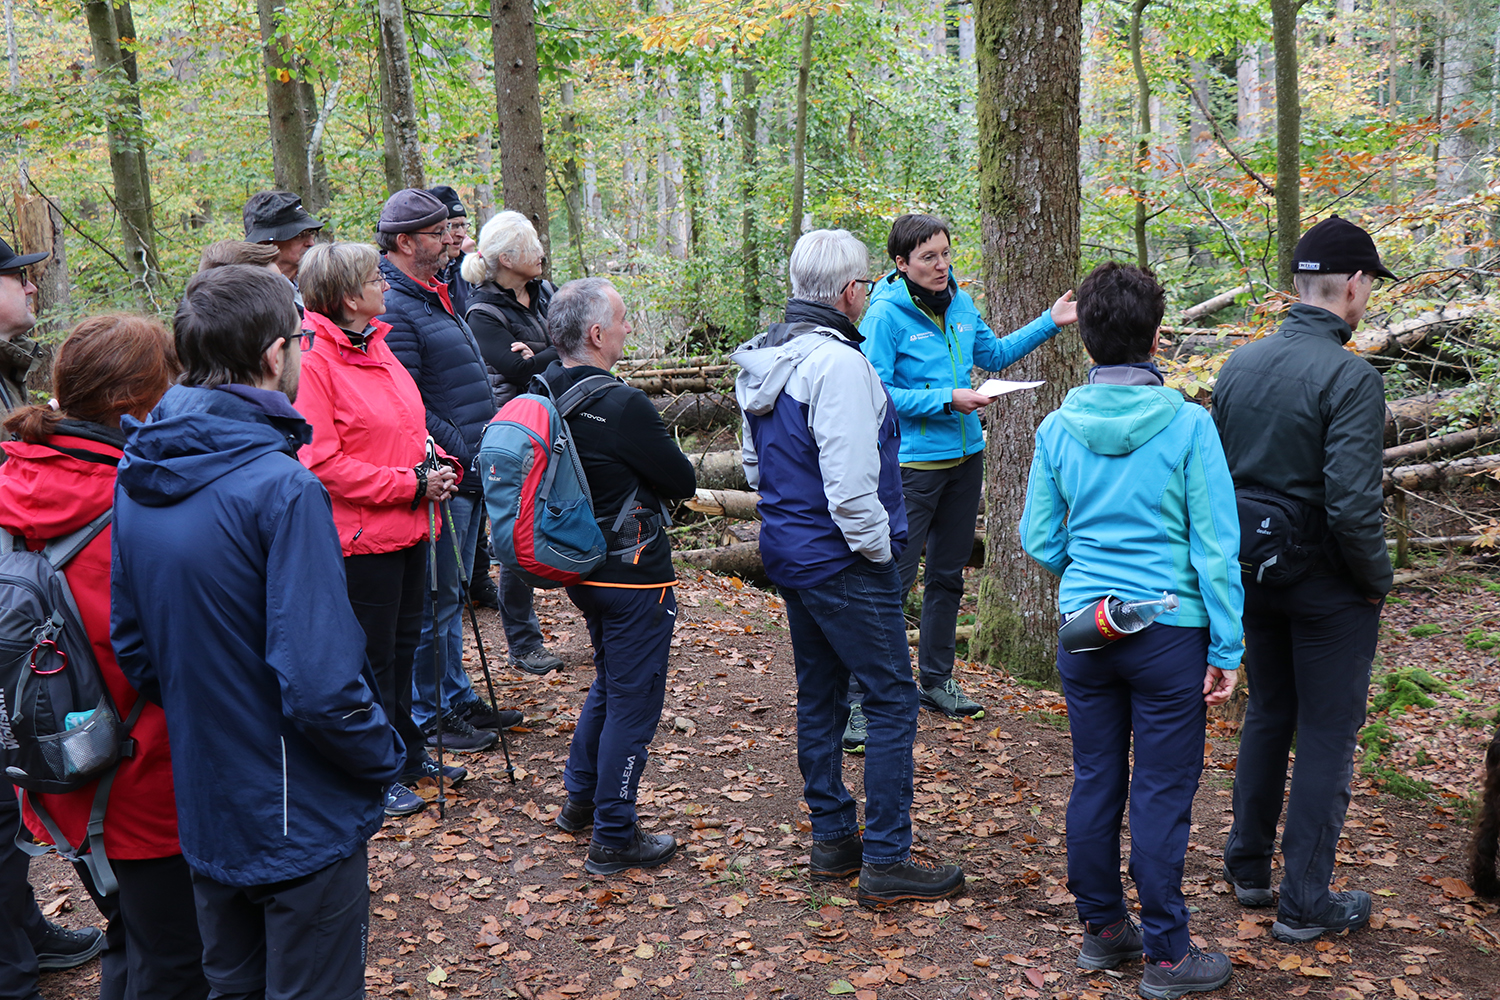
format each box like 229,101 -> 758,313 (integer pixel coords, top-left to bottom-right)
732,325 -> 851,416
117,384 -> 312,507
1055,384 -> 1184,456
0,427 -> 121,539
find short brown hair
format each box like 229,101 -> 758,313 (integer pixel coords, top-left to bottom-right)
2,313 -> 179,440
1076,262 -> 1166,365
887,213 -> 950,264
198,239 -> 280,272
299,242 -> 381,323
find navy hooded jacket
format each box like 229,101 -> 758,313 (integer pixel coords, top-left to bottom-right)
111,384 -> 402,886
380,255 -> 497,496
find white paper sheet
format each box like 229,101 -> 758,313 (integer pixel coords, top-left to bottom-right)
976,378 -> 1045,397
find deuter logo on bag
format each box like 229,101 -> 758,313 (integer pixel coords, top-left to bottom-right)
1257,517 -> 1273,535
0,691 -> 18,751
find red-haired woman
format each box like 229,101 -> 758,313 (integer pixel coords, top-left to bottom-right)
0,314 -> 208,1000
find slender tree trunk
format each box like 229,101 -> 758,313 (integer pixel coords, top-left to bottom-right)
83,0 -> 158,288
1271,0 -> 1301,290
16,196 -> 68,335
1129,0 -> 1150,269
559,79 -> 587,278
1336,0 -> 1355,47
474,129 -> 495,224
1237,42 -> 1262,140
788,14 -> 814,253
256,0 -> 315,203
490,0 -> 549,261
375,34 -> 403,194
375,0 -> 423,189
5,0 -> 19,92
971,0 -> 1084,685
740,61 -> 761,328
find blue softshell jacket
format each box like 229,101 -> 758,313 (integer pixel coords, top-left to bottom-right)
861,271 -> 1060,463
111,384 -> 402,886
733,323 -> 907,590
1020,382 -> 1245,670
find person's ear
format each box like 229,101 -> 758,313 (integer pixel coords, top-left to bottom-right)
262,337 -> 287,381
1151,330 -> 1161,356
894,255 -> 909,275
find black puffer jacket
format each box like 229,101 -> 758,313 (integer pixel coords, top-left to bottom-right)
1212,302 -> 1392,597
380,255 -> 496,495
437,257 -> 475,319
466,279 -> 557,408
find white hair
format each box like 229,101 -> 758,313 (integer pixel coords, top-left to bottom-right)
789,229 -> 870,305
549,278 -> 618,360
460,210 -> 544,285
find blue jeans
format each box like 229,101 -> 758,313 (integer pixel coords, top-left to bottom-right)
781,558 -> 918,867
1058,623 -> 1208,965
411,494 -> 483,727
562,585 -> 676,848
497,561 -> 545,656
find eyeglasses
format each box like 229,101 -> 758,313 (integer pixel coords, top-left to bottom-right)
363,276 -> 389,289
298,330 -> 315,352
410,227 -> 450,240
843,278 -> 876,296
1,268 -> 27,285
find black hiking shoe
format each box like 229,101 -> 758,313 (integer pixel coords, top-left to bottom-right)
422,712 -> 497,752
1271,890 -> 1372,942
1138,945 -> 1232,999
33,921 -> 105,971
1077,916 -> 1144,970
555,797 -> 594,833
453,697 -> 522,732
810,833 -> 862,881
856,855 -> 965,908
584,828 -> 677,876
1221,865 -> 1274,907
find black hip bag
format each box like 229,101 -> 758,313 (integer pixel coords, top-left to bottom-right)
1234,485 -> 1328,587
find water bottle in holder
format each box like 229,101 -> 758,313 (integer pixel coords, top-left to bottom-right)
1059,592 -> 1179,654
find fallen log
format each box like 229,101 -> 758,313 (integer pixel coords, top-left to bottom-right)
1180,285 -> 1252,322
908,624 -> 974,647
674,541 -> 764,581
653,392 -> 740,433
617,354 -> 718,371
1386,535 -> 1484,550
1384,425 -> 1500,465
626,375 -> 729,394
687,450 -> 749,491
685,488 -> 762,520
1392,558 -> 1496,588
1385,389 -> 1468,446
1352,299 -> 1499,358
1383,454 -> 1500,495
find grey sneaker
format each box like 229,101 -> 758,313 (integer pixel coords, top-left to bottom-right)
920,679 -> 985,718
842,703 -> 867,754
511,646 -> 565,676
1078,916 -> 1143,970
1221,865 -> 1274,907
1138,945 -> 1231,999
1271,890 -> 1371,943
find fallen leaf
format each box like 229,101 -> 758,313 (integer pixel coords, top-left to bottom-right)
1235,919 -> 1265,940
429,894 -> 451,912
426,967 -> 448,985
1392,978 -> 1419,1000
1436,877 -> 1474,898
1297,966 -> 1332,978
634,944 -> 654,960
827,981 -> 855,995
1024,969 -> 1045,989
1277,955 -> 1302,971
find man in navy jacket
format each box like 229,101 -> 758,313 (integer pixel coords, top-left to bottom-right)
112,265 -> 402,1000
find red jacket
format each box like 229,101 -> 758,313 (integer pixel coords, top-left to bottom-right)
0,430 -> 181,859
297,311 -> 455,556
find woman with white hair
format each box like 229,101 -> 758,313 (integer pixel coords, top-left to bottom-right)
462,210 -> 557,408
458,211 -> 566,676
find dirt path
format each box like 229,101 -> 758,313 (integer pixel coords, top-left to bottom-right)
33,568 -> 1500,1000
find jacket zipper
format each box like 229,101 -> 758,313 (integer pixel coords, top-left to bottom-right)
280,736 -> 289,837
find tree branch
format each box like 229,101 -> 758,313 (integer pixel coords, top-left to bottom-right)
1186,82 -> 1275,197
24,175 -> 133,277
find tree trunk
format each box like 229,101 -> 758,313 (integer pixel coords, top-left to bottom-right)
1271,0 -> 1300,290
674,541 -> 766,583
256,0 -> 316,204
1384,455 -> 1500,495
375,0 -> 423,189
1436,16 -> 1481,266
972,0 -> 1084,685
559,79 -> 587,279
490,0 -> 549,261
375,35 -> 403,195
5,0 -> 18,92
15,196 -> 68,336
473,128 -> 495,224
1383,425 -> 1500,465
1188,59 -> 1214,163
685,488 -> 762,521
83,0 -> 158,289
652,392 -> 740,433
739,61 -> 761,328
1129,0 -> 1150,269
788,14 -> 814,253
1237,42 -> 1263,140
1385,389 -> 1467,446
687,450 -> 749,491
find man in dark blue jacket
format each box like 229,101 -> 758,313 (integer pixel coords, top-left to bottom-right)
377,189 -> 531,752
111,265 -> 402,1000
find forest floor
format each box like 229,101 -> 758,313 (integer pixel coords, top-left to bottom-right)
32,560 -> 1500,1000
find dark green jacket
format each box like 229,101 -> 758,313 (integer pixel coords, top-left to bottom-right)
0,336 -> 39,437
1212,302 -> 1392,597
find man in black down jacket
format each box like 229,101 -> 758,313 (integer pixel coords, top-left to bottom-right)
377,189 -> 514,750
1213,216 -> 1395,944
538,278 -> 696,876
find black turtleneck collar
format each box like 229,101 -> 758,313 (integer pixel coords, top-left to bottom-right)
903,274 -> 954,320
784,298 -> 863,343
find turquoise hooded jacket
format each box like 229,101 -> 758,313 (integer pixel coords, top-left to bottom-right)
861,270 -> 1059,463
1020,382 -> 1244,670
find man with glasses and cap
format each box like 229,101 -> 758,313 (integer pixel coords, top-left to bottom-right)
0,238 -> 48,428
428,185 -> 474,318
1213,215 -> 1398,945
242,191 -> 324,306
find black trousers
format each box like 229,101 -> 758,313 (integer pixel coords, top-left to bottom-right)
191,847 -> 368,1000
1223,571 -> 1381,921
345,543 -> 428,775
0,780 -> 42,1000
74,854 -> 208,1000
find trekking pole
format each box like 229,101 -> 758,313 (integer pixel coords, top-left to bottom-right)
424,437 -> 447,819
443,500 -> 515,785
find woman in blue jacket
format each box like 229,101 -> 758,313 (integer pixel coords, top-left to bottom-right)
850,213 -> 1076,735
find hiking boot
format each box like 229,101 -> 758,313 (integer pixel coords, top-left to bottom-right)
920,679 -> 985,719
422,712 -> 498,752
584,828 -> 678,876
1221,865 -> 1274,908
1077,916 -> 1144,970
810,833 -> 863,881
1138,945 -> 1232,999
555,797 -> 595,833
402,757 -> 468,786
33,921 -> 105,971
856,855 -> 965,908
1271,890 -> 1372,943
842,703 -> 867,754
453,697 -> 522,732
469,578 -> 500,611
511,646 -> 565,676
384,783 -> 427,817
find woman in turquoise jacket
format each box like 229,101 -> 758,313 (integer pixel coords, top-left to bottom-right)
846,213 -> 1076,737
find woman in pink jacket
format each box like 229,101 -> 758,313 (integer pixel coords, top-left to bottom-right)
296,242 -> 463,817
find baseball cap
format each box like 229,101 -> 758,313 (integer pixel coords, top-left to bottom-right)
243,191 -> 324,244
427,185 -> 468,219
1292,215 -> 1397,281
0,236 -> 48,273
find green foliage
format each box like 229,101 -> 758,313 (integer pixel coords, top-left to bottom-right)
1457,705 -> 1500,729
1408,623 -> 1443,638
1369,667 -> 1452,715
1465,629 -> 1500,652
